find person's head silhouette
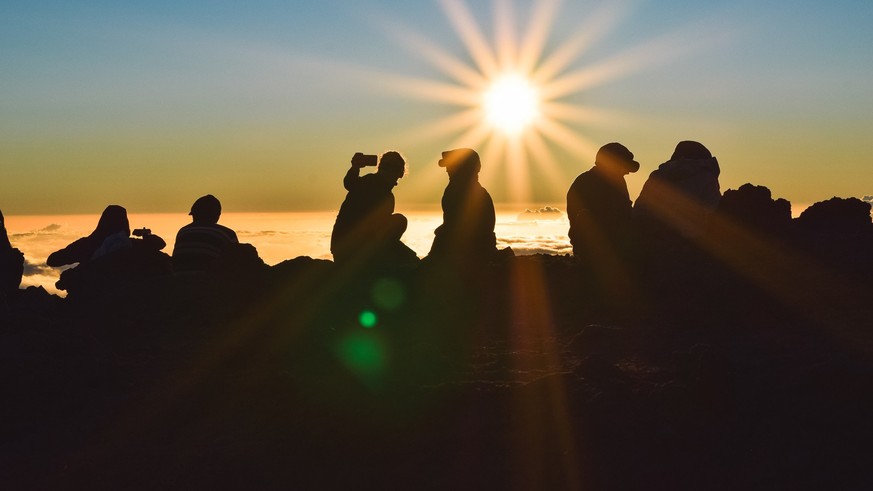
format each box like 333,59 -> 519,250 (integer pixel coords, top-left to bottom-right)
439,148 -> 481,180
670,141 -> 712,160
190,195 -> 222,225
595,142 -> 639,176
377,151 -> 407,182
93,205 -> 130,240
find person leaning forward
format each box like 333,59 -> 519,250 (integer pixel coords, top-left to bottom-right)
566,142 -> 640,261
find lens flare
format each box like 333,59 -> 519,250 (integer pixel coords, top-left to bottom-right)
359,310 -> 378,328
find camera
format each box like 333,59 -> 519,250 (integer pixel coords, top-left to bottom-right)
352,152 -> 378,167
132,228 -> 151,237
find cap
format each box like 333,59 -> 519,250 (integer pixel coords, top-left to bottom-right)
438,148 -> 480,170
596,142 -> 639,173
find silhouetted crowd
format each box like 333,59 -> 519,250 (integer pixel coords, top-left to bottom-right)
1,141 -> 871,304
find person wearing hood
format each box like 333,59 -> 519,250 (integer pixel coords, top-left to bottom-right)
47,205 -> 167,293
47,205 -> 165,267
331,151 -> 417,267
633,141 -> 721,246
566,142 -> 640,260
427,148 -> 497,263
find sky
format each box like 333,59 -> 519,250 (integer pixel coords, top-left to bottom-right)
2,0 -> 873,215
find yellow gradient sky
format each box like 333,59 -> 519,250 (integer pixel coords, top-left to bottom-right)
2,0 -> 872,215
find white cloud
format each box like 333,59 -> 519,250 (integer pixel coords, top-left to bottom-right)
498,235 -> 573,256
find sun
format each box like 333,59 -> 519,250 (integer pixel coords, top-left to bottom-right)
483,73 -> 540,135
367,0 -> 706,202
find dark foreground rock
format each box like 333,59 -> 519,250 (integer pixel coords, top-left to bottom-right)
2,202 -> 873,490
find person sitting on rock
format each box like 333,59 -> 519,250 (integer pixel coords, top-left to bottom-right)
427,148 -> 497,264
47,205 -> 168,293
0,208 -> 25,299
566,142 -> 640,261
172,195 -> 245,272
330,151 -> 418,268
633,141 -> 721,248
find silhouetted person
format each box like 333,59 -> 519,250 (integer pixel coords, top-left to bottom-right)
0,209 -> 25,298
172,195 -> 244,272
47,205 -> 168,293
634,141 -> 721,247
427,148 -> 497,263
566,142 -> 639,260
331,151 -> 417,267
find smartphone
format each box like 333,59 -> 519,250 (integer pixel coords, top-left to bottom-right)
353,153 -> 378,167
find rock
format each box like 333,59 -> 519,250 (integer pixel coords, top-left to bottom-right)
712,183 -> 792,237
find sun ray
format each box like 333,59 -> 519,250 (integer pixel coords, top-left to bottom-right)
379,20 -> 489,89
517,0 -> 561,75
367,72 -> 480,106
541,23 -> 731,100
505,136 -> 530,202
439,0 -> 500,77
523,128 -> 570,198
394,107 -> 483,146
479,132 -> 507,184
534,117 -> 599,159
447,120 -> 494,152
493,0 -> 518,69
541,102 -> 630,127
531,1 -> 632,85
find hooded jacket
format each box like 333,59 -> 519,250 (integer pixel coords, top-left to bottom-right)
634,156 -> 721,240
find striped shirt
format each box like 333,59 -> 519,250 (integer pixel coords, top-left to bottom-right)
172,222 -> 239,272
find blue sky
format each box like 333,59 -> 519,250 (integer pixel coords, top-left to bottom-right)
2,0 -> 873,214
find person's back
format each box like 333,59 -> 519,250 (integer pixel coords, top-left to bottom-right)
428,148 -> 497,263
47,205 -> 131,268
332,173 -> 396,247
634,141 -> 720,245
566,143 -> 639,259
172,195 -> 240,272
331,152 -> 416,267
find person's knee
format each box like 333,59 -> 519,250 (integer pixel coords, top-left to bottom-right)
389,214 -> 408,236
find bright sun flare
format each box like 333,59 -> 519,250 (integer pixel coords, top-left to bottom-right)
483,73 -> 540,135
373,0 -> 703,201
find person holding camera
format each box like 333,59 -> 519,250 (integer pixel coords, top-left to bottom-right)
47,205 -> 168,293
330,151 -> 417,267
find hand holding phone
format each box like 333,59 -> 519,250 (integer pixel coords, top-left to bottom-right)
352,152 -> 378,168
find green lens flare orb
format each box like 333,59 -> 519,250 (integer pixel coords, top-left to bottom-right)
359,310 -> 378,328
372,278 -> 406,311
